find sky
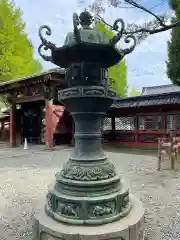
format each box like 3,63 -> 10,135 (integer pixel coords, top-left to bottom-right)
13,0 -> 172,91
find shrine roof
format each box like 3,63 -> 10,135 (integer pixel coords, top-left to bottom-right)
112,91 -> 180,109
141,84 -> 180,96
0,68 -> 65,93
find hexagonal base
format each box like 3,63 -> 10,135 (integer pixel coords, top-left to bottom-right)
45,177 -> 131,225
33,194 -> 145,240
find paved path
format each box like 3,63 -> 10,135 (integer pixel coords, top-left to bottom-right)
0,146 -> 179,239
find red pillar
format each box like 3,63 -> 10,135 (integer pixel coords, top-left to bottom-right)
135,115 -> 138,144
172,116 -> 176,131
111,116 -> 115,144
10,104 -> 16,147
111,116 -> 115,132
45,100 -> 53,150
1,121 -> 6,140
161,113 -> 166,137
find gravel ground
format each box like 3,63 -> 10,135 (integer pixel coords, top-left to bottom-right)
0,146 -> 179,240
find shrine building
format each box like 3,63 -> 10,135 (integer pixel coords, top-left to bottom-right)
0,68 -> 72,149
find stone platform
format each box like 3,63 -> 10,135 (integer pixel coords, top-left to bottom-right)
33,194 -> 145,240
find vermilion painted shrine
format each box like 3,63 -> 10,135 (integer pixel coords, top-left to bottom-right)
0,67 -> 180,149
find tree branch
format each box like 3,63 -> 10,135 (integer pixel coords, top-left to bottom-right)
87,0 -> 180,43
124,0 -> 166,27
96,12 -> 180,42
149,20 -> 180,34
124,20 -> 180,35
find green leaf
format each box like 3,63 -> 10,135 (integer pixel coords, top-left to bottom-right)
167,0 -> 180,85
95,20 -> 128,97
129,86 -> 141,97
0,0 -> 42,82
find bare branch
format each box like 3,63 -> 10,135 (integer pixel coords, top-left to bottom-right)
124,0 -> 166,27
95,15 -> 162,43
150,20 -> 180,34
125,20 -> 161,43
81,0 -> 180,43
124,19 -> 180,35
96,12 -> 180,43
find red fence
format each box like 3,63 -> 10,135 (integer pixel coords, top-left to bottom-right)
102,113 -> 180,148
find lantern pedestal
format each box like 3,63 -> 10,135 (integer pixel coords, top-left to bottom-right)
33,84 -> 145,240
43,85 -> 133,225
37,9 -> 145,240
33,194 -> 145,240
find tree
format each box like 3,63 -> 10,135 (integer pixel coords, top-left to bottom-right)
129,86 -> 141,97
95,21 -> 128,97
79,0 -> 180,44
166,0 -> 180,85
0,0 -> 42,82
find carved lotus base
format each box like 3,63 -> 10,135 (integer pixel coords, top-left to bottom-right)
61,159 -> 117,181
33,194 -> 145,240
